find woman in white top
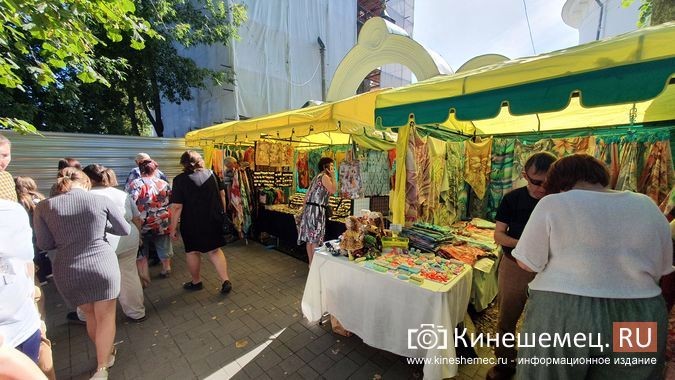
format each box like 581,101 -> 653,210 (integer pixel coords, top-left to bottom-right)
0,199 -> 42,364
513,154 -> 673,380
83,165 -> 146,322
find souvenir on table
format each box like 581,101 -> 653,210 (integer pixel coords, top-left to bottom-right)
381,236 -> 409,255
340,216 -> 364,261
363,211 -> 385,238
437,242 -> 489,266
364,252 -> 468,287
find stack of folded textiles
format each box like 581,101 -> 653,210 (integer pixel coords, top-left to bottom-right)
401,222 -> 455,252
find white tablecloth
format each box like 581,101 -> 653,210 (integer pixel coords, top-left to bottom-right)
301,246 -> 473,379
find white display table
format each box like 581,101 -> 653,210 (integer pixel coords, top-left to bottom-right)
301,245 -> 473,379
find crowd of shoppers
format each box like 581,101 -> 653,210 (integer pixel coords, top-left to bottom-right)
0,135 -> 235,379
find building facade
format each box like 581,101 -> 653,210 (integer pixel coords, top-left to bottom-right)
562,0 -> 643,44
161,0 -> 358,137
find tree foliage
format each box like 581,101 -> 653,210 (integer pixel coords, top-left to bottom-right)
0,0 -> 157,133
622,0 -> 674,27
115,0 -> 247,136
0,0 -> 247,137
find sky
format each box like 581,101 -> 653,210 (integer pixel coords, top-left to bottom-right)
413,0 -> 580,72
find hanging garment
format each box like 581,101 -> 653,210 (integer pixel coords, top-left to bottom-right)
615,141 -> 640,192
405,128 -> 430,223
268,143 -> 281,167
464,137 -> 493,200
282,144 -> 294,167
332,147 -> 348,169
229,169 -> 245,235
421,137 -> 446,224
296,151 -> 310,190
594,137 -> 621,188
308,148 -> 326,180
388,148 -> 397,190
659,186 -> 675,215
442,141 -> 466,224
512,139 -> 556,188
638,140 -> 673,205
360,150 -> 390,197
237,169 -> 252,234
243,146 -> 255,169
339,155 -> 362,199
211,149 -> 224,177
485,138 -> 515,221
551,136 -> 591,157
255,141 -> 271,166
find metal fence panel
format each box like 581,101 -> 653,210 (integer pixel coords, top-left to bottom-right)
3,131 -> 200,194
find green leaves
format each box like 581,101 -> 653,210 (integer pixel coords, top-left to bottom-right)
0,0 -> 247,136
0,117 -> 40,134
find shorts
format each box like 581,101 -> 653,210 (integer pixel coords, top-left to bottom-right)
16,329 -> 41,363
139,234 -> 174,260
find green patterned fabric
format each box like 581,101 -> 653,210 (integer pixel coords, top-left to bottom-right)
485,138 -> 516,221
444,141 -> 467,223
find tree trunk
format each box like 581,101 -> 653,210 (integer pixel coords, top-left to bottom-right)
651,0 -> 675,25
142,102 -> 157,133
149,67 -> 164,137
127,87 -> 140,135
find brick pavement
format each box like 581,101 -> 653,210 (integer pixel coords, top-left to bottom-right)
43,240 -> 495,380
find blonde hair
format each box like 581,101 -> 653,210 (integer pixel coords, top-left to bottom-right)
15,176 -> 45,212
103,168 -> 118,187
54,167 -> 91,194
223,156 -> 238,168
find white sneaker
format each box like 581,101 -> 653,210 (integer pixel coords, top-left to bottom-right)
90,368 -> 108,380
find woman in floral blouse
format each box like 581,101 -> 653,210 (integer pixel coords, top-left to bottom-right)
128,160 -> 173,284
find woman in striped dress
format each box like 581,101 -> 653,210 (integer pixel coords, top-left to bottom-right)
34,168 -> 130,379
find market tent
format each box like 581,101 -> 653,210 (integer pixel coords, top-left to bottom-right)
375,22 -> 675,135
373,22 -> 675,224
185,89 -> 396,151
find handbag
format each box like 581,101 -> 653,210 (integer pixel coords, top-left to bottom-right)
211,173 -> 236,237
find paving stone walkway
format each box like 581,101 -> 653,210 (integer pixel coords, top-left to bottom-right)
43,240 -> 495,380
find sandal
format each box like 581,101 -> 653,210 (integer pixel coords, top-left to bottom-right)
107,346 -> 117,368
90,368 -> 108,380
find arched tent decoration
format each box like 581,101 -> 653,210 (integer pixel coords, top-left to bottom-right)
326,17 -> 452,101
456,54 -> 510,73
374,22 -> 675,224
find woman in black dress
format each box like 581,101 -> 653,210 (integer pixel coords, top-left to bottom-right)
169,151 -> 232,294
